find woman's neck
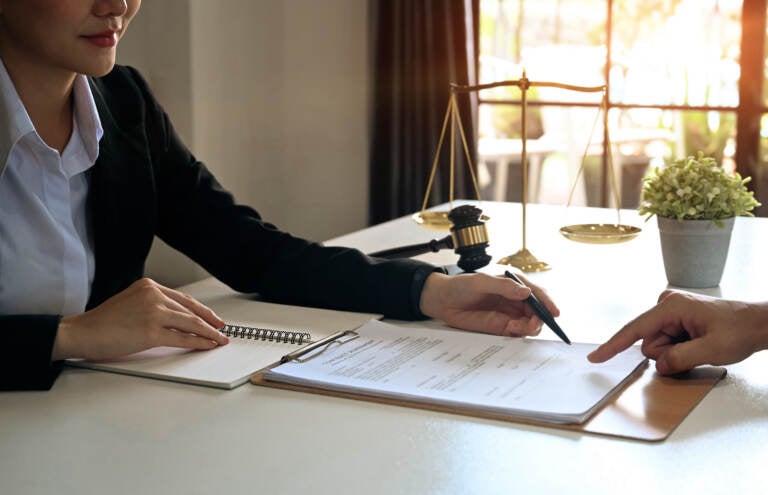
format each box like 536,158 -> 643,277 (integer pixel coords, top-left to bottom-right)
2,54 -> 76,154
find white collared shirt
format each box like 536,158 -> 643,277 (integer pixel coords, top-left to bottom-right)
0,60 -> 103,316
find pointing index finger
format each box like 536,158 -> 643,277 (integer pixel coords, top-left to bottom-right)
588,305 -> 672,363
588,324 -> 644,363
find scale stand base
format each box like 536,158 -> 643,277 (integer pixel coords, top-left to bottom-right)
497,248 -> 550,273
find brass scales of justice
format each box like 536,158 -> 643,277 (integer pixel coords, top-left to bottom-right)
412,73 -> 641,272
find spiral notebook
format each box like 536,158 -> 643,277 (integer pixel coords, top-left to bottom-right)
66,299 -> 380,389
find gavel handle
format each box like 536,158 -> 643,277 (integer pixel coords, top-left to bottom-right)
369,235 -> 453,259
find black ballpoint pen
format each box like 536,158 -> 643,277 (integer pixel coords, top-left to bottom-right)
504,271 -> 571,345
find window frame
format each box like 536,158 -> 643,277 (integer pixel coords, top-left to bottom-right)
476,0 -> 768,211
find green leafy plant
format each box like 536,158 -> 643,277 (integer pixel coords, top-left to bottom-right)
639,152 -> 761,226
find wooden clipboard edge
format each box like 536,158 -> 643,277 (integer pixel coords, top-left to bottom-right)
250,363 -> 726,443
576,364 -> 726,441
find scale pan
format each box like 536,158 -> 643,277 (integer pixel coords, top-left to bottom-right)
412,210 -> 490,232
559,224 -> 641,244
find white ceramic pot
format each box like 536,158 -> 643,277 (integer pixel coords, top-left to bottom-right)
656,216 -> 734,288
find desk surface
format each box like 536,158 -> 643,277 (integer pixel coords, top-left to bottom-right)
2,202 -> 767,495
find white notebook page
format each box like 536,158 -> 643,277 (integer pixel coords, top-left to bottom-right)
67,300 -> 379,389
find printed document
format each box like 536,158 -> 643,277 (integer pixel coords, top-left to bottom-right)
264,320 -> 647,424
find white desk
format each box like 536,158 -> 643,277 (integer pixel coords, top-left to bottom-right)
2,202 -> 767,495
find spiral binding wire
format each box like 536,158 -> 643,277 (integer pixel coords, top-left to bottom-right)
221,324 -> 312,344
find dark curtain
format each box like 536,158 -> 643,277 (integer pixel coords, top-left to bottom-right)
369,0 -> 479,224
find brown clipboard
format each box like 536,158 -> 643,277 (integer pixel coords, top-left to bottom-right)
251,363 -> 726,442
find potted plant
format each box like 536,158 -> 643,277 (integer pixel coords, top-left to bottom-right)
639,152 -> 761,288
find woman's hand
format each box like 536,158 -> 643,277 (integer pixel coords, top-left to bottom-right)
588,290 -> 768,374
419,272 -> 559,336
52,278 -> 229,361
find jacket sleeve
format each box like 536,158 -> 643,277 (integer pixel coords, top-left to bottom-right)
126,66 -> 444,320
0,315 -> 63,390
0,66 -> 444,392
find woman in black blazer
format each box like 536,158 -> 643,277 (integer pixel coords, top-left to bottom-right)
0,0 -> 556,390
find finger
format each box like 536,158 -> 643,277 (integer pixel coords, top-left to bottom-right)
487,273 -> 533,301
151,328 -> 221,351
157,307 -> 229,345
501,316 -> 542,337
160,286 -> 225,328
521,314 -> 543,336
587,326 -> 642,363
587,308 -> 668,362
654,338 -> 717,375
640,325 -> 689,359
657,289 -> 677,303
471,309 -> 520,335
450,308 -> 533,337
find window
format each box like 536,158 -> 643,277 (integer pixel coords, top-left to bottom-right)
477,0 -> 765,214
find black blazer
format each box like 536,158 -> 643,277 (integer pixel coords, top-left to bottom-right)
1,66 -> 438,390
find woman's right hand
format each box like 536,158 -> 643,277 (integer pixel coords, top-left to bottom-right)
419,271 -> 558,337
51,278 -> 229,361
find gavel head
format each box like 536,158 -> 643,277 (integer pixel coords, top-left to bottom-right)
447,205 -> 491,272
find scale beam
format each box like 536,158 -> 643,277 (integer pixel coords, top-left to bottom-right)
414,74 -> 641,270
